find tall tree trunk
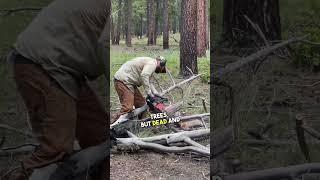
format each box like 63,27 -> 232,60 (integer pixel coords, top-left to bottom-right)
140,14 -> 143,39
154,0 -> 160,44
114,0 -> 122,45
197,0 -> 207,57
147,0 -> 156,45
222,0 -> 281,47
205,0 -> 209,49
173,16 -> 177,34
111,16 -> 115,45
163,0 -> 169,49
180,0 -> 198,77
125,0 -> 132,47
122,4 -> 126,40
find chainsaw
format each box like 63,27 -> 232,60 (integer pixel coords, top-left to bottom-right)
110,95 -> 171,139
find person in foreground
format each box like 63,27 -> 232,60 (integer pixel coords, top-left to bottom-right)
6,0 -> 110,179
112,56 -> 167,124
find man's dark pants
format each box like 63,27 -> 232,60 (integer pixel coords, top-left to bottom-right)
11,54 -> 108,180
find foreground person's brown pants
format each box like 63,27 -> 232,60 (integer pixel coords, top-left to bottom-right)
112,79 -> 146,123
13,63 -> 108,180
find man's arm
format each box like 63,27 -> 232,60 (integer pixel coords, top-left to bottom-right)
141,63 -> 157,96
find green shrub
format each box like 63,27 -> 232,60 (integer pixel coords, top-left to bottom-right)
288,10 -> 320,71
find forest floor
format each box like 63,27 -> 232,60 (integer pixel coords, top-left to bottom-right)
213,53 -> 320,171
109,39 -> 210,180
110,152 -> 209,180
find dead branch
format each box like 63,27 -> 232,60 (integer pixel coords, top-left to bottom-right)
0,7 -> 42,15
201,98 -> 208,113
179,113 -> 210,121
138,129 -> 209,143
244,15 -> 270,47
165,68 -> 176,86
170,36 -> 180,44
1,143 -> 38,151
302,40 -> 320,46
214,35 -> 309,77
281,81 -> 320,87
223,163 -> 320,180
183,137 -> 208,150
0,124 -> 33,138
160,74 -> 202,96
302,124 -> 320,140
0,146 -> 35,156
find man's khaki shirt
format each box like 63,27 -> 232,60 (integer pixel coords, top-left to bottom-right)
114,57 -> 158,95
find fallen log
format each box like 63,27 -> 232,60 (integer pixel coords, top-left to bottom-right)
136,128 -> 209,143
116,129 -> 210,156
117,138 -> 209,156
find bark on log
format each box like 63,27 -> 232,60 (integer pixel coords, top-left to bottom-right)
116,129 -> 210,156
117,137 -> 210,156
133,129 -> 209,143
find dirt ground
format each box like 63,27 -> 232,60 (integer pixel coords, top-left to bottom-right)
110,151 -> 209,180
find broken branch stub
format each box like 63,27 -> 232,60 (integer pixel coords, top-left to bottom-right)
295,114 -> 311,162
